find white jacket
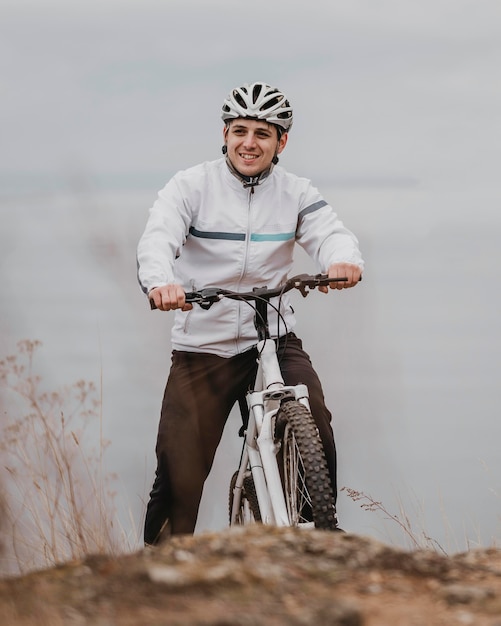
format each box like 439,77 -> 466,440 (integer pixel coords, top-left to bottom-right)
137,158 -> 364,357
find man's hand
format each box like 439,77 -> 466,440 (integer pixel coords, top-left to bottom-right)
318,263 -> 362,293
148,284 -> 193,311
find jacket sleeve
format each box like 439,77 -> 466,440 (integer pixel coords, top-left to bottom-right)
295,184 -> 364,272
136,176 -> 192,294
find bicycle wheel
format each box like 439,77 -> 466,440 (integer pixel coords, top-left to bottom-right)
229,470 -> 262,525
274,400 -> 338,530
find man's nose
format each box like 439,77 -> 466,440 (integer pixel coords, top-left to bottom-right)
243,132 -> 257,147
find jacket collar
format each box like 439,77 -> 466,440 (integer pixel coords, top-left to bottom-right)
224,156 -> 274,190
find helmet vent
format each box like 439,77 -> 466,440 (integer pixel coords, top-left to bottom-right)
252,83 -> 263,104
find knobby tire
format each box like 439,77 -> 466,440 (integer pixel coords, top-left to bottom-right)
275,400 -> 338,530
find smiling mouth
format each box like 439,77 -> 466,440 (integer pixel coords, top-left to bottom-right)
239,153 -> 259,161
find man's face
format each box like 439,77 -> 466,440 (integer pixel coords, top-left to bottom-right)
223,119 -> 288,177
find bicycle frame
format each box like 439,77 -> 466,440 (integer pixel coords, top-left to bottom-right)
230,333 -> 312,526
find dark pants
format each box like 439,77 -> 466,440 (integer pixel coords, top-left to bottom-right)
143,334 -> 337,544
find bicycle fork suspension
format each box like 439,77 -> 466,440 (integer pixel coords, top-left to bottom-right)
248,397 -> 290,526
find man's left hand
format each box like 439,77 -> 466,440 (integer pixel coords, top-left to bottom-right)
318,263 -> 362,292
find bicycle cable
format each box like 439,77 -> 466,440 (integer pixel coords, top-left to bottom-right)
224,293 -> 289,359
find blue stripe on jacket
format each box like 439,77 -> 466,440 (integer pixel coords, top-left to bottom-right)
188,199 -> 326,242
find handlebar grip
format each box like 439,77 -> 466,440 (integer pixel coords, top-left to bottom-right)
149,294 -> 202,310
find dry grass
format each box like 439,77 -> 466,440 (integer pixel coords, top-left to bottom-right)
342,486 -> 448,554
0,340 -> 128,576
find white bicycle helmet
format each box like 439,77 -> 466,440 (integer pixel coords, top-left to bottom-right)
221,82 -> 293,132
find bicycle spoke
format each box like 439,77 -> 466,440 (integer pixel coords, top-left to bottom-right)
284,425 -> 313,525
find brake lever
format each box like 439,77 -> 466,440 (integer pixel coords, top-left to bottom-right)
187,287 -> 223,310
296,275 -> 349,298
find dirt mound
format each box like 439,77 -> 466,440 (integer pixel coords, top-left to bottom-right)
1,525 -> 501,625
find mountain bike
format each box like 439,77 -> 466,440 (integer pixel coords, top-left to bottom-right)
181,273 -> 346,531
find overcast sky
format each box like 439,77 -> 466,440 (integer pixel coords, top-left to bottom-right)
1,0 -> 500,196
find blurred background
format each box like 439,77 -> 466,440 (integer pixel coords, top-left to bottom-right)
1,0 -> 500,553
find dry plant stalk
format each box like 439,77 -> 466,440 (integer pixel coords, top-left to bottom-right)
0,340 -> 122,575
341,486 -> 447,555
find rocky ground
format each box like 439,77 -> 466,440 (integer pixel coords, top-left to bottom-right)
1,525 -> 501,625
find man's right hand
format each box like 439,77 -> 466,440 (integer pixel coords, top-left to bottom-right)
148,285 -> 193,311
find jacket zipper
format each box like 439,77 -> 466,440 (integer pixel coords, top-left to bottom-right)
234,187 -> 254,350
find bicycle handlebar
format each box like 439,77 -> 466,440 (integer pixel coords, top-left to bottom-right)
150,274 -> 348,310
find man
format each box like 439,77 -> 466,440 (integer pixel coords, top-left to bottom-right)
137,81 -> 363,544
